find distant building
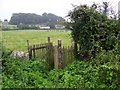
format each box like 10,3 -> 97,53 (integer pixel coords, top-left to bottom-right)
55,25 -> 65,29
2,24 -> 18,30
4,19 -> 8,25
39,26 -> 50,30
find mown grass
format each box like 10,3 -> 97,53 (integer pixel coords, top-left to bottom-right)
2,30 -> 72,51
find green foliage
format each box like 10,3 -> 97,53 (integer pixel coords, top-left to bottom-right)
67,4 -> 119,60
2,57 -> 49,88
9,13 -> 65,29
1,45 -> 12,58
2,49 -> 120,88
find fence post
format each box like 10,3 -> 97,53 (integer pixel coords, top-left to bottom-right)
33,45 -> 35,58
54,45 -> 58,70
46,37 -> 54,69
58,39 -> 63,69
48,36 -> 50,43
74,42 -> 78,59
62,46 -> 66,68
27,40 -> 31,59
27,40 -> 29,53
29,46 -> 32,59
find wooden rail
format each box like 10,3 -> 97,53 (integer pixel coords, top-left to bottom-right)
27,37 -> 75,69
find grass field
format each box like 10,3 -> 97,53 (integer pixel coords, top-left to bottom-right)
2,30 -> 72,51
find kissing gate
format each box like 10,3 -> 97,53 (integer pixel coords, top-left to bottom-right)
27,37 -> 74,69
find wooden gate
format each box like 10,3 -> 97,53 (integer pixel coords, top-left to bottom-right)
27,37 -> 74,69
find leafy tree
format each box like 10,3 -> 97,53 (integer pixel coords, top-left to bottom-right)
67,4 -> 119,60
9,13 -> 65,29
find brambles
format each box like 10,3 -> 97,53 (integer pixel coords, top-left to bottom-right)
67,4 -> 119,60
2,50 -> 120,88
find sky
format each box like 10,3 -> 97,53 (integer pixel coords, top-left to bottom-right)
0,0 -> 119,21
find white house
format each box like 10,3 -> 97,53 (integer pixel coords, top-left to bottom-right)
39,26 -> 50,30
55,25 -> 65,29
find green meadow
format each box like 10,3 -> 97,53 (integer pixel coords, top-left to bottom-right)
2,30 -> 72,51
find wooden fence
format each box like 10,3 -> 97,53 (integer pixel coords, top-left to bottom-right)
27,37 -> 74,69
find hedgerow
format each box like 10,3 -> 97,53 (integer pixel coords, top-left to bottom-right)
2,49 -> 120,88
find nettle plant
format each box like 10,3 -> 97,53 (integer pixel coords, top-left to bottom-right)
68,4 -> 119,60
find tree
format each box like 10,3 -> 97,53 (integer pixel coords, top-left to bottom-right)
67,4 -> 119,60
9,13 -> 65,29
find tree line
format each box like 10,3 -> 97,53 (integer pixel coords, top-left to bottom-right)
8,13 -> 65,29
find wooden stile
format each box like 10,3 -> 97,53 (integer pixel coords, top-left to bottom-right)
27,37 -> 75,70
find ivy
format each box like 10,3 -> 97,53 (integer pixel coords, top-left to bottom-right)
67,4 -> 119,60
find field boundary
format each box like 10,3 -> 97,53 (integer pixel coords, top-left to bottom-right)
27,37 -> 75,69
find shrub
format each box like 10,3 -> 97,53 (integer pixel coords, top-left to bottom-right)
67,4 -> 119,60
2,45 -> 120,88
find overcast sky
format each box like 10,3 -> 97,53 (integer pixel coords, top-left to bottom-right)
0,0 -> 119,21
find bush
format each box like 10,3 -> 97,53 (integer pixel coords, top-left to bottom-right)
2,45 -> 120,88
67,4 -> 119,60
2,58 -> 49,88
1,46 -> 12,58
